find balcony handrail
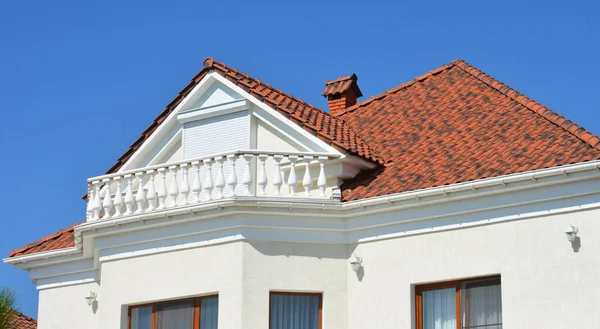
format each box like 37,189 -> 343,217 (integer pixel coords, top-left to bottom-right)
87,149 -> 341,183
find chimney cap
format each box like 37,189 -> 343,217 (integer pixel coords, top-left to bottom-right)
322,73 -> 363,98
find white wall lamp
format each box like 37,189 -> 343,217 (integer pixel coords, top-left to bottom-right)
565,225 -> 579,243
85,291 -> 97,307
350,256 -> 362,272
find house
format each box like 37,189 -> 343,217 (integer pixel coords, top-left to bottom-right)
4,57 -> 600,329
11,312 -> 37,329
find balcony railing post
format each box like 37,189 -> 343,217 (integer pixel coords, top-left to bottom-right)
123,174 -> 134,215
203,159 -> 214,201
302,156 -> 314,196
113,177 -> 123,217
134,172 -> 146,214
180,164 -> 190,205
191,161 -> 201,203
242,154 -> 253,196
272,154 -> 283,196
215,157 -> 225,199
257,154 -> 268,196
146,170 -> 157,211
317,156 -> 328,197
168,166 -> 179,206
157,168 -> 167,210
226,154 -> 237,197
91,180 -> 102,220
287,155 -> 298,196
102,178 -> 113,219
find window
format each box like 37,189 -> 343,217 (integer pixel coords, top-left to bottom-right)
269,292 -> 322,329
416,277 -> 502,329
129,296 -> 218,329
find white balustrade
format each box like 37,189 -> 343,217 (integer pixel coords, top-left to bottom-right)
85,151 -> 341,221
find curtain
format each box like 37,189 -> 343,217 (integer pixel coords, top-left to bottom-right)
461,279 -> 502,329
270,294 -> 320,329
156,300 -> 194,329
200,297 -> 219,329
423,288 -> 456,329
131,306 -> 153,329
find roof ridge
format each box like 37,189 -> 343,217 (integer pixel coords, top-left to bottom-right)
14,311 -> 37,322
452,59 -> 600,151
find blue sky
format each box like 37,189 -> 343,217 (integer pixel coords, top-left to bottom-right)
0,0 -> 598,318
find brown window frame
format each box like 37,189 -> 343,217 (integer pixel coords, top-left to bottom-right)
269,292 -> 323,329
128,295 -> 218,329
415,276 -> 501,329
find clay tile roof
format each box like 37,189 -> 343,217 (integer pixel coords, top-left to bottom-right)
8,222 -> 80,258
11,312 -> 37,329
337,59 -> 600,201
322,73 -> 363,98
103,58 -> 382,176
10,58 -> 600,257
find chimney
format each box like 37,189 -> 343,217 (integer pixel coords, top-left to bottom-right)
322,73 -> 363,116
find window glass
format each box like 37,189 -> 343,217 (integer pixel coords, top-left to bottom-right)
460,278 -> 502,329
130,306 -> 152,329
422,288 -> 456,329
270,293 -> 320,329
156,300 -> 194,329
200,296 -> 219,329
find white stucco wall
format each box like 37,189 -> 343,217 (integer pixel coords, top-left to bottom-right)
347,206 -> 600,329
37,281 -> 99,329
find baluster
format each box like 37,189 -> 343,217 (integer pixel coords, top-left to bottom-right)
146,170 -> 157,211
287,155 -> 298,196
191,161 -> 202,203
86,184 -> 93,220
168,166 -> 179,207
257,154 -> 268,196
214,157 -> 225,199
134,172 -> 146,214
102,178 -> 113,219
113,177 -> 123,217
226,155 -> 237,197
123,174 -> 134,215
91,180 -> 102,220
180,164 -> 190,205
203,159 -> 214,200
157,168 -> 168,209
302,156 -> 314,196
272,155 -> 283,196
242,154 -> 253,196
317,156 -> 328,197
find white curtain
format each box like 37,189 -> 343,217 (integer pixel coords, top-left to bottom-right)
200,297 -> 219,329
270,294 -> 320,329
461,279 -> 502,329
423,288 -> 456,329
156,300 -> 194,329
131,306 -> 152,329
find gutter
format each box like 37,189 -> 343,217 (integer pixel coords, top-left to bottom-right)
3,247 -> 80,265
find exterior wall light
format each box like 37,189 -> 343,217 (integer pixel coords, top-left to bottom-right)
350,256 -> 362,272
565,225 -> 578,243
85,291 -> 97,306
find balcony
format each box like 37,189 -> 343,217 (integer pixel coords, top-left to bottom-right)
85,150 -> 342,221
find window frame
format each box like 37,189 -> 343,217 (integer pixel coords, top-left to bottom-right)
127,295 -> 218,329
268,292 -> 323,329
415,276 -> 501,329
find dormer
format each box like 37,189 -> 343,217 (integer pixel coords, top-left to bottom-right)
85,58 -> 380,221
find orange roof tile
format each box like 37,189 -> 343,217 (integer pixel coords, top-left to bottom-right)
11,312 -> 37,329
8,223 -> 80,258
337,59 -> 600,200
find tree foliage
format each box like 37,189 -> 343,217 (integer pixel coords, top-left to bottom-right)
0,287 -> 17,329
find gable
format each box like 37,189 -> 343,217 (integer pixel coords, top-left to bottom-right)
118,72 -> 341,172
